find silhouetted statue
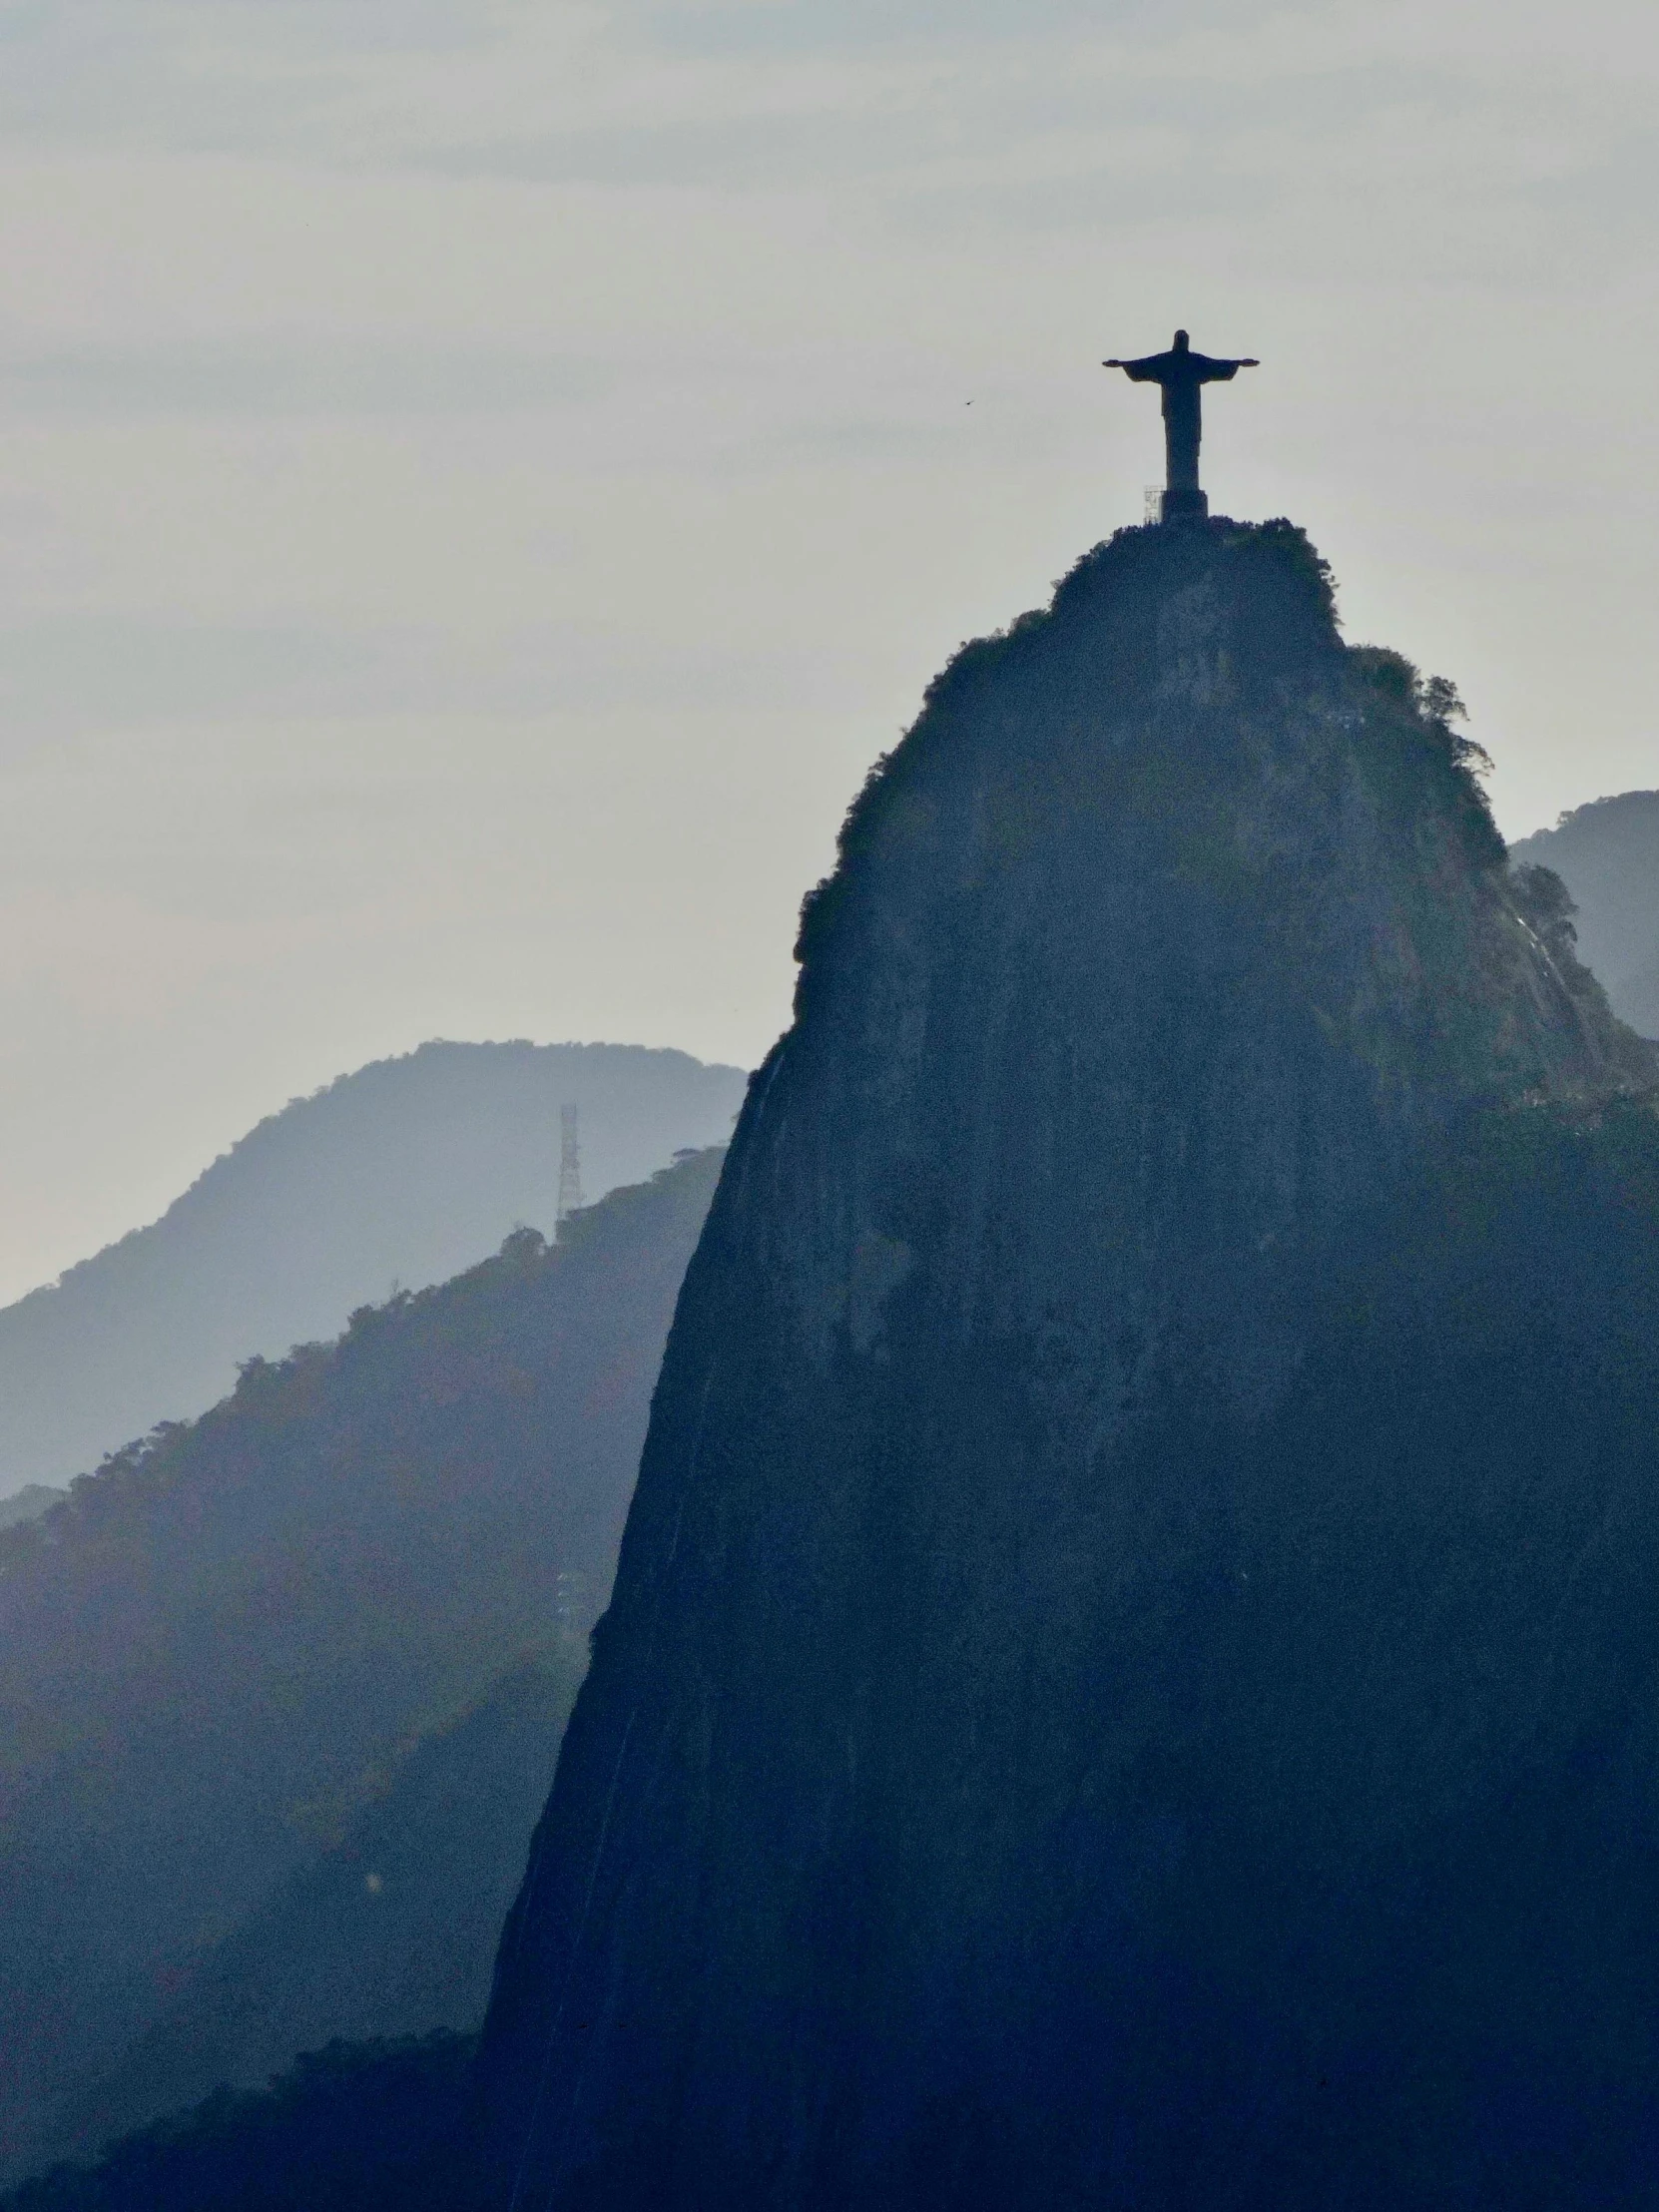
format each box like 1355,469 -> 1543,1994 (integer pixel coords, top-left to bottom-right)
1104,328 -> 1259,522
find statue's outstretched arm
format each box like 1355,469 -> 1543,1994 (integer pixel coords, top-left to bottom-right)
1103,356 -> 1162,382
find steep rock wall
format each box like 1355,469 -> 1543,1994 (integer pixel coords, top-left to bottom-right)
474,523 -> 1659,2211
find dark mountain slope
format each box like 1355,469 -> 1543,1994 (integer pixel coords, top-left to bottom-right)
48,1657 -> 576,2164
0,1039 -> 745,1492
473,520 -> 1659,2211
1512,789 -> 1659,1035
2,2035 -> 476,2212
0,1146 -> 723,2184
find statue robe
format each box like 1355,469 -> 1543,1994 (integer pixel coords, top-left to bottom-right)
1117,345 -> 1249,493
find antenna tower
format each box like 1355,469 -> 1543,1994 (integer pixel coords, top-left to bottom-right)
557,1103 -> 585,1223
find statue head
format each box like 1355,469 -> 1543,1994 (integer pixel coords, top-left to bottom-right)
1173,329 -> 1190,351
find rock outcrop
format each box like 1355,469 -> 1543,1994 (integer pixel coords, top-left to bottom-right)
473,522 -> 1659,2210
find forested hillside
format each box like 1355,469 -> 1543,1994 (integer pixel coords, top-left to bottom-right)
0,1040 -> 744,1492
1512,791 -> 1659,1035
0,1146 -> 724,2185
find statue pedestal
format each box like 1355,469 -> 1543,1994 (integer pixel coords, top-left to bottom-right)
1161,486 -> 1209,524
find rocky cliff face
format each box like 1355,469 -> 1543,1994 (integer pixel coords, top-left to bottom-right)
473,522 -> 1659,2210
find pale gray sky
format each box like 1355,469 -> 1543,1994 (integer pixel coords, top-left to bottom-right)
1,0 -> 1656,1299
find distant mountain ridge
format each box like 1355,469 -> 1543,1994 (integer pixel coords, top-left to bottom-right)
0,1486 -> 63,1532
1512,791 -> 1659,1037
0,1040 -> 746,1493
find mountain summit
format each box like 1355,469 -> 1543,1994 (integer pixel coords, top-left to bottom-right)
473,521 -> 1659,2210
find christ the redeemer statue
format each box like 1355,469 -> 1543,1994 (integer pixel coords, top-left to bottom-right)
1103,328 -> 1258,523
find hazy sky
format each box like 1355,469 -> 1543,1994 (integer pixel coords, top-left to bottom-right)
1,0 -> 1656,1300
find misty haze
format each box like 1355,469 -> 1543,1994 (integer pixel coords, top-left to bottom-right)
2,6 -> 1658,2210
